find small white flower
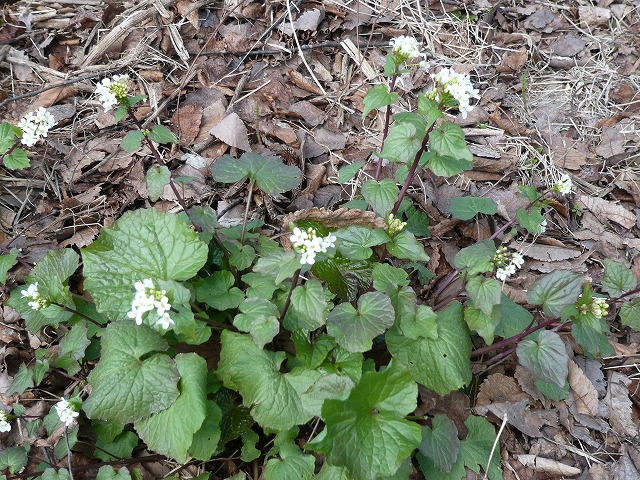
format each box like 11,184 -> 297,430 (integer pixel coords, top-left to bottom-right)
54,398 -> 79,427
17,108 -> 56,147
127,278 -> 174,329
95,74 -> 129,111
511,252 -> 525,269
494,249 -> 524,281
21,281 -> 48,310
390,36 -> 425,61
432,67 -> 480,119
0,411 -> 10,433
554,174 -> 572,195
538,218 -> 547,234
290,225 -> 335,265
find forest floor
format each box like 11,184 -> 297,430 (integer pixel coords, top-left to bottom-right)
1,0 -> 639,478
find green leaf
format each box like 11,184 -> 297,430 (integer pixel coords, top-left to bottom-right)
337,161 -> 365,184
264,444 -> 315,480
145,165 -> 170,202
380,122 -> 423,164
420,414 -> 460,473
148,124 -> 178,144
361,179 -> 399,217
602,259 -> 636,298
95,431 -> 139,461
305,361 -> 421,479
233,297 -> 280,348
535,379 -> 570,401
386,229 -> 430,262
362,84 -> 398,118
241,429 -> 261,462
211,152 -> 302,194
135,354 -> 207,462
454,240 -> 495,276
121,130 -> 145,153
6,362 -> 34,395
429,122 -> 472,162
312,464 -> 351,480
494,294 -> 533,338
372,263 -> 410,292
335,226 -> 390,260
82,208 -> 208,321
571,321 -> 614,358
0,248 -> 18,284
4,148 -> 30,170
425,152 -> 473,177
218,331 -> 315,430
397,199 -> 431,237
40,468 -> 72,480
0,446 -> 28,474
449,197 -> 497,220
0,122 -> 17,152
216,390 -> 254,445
55,321 -> 91,374
241,273 -> 278,300
254,251 -> 301,284
387,302 -> 472,395
327,292 -> 395,353
518,185 -> 540,203
226,242 -> 256,271
620,297 -> 640,330
466,276 -> 501,317
189,400 -> 222,461
527,271 -> 583,317
299,373 -> 355,418
188,205 -> 218,233
517,329 -> 568,387
284,279 -> 330,332
464,306 -> 500,346
194,271 -> 245,311
311,255 -> 373,302
417,94 -> 445,127
516,207 -> 545,234
96,466 -> 134,480
83,321 -> 180,424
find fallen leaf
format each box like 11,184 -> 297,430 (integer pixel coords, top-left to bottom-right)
579,6 -> 611,27
605,372 -> 638,437
517,455 -> 581,476
475,399 -> 559,437
578,194 -> 636,229
549,34 -> 587,57
476,373 -> 531,406
568,360 -> 599,416
209,112 -> 252,152
280,8 -> 325,35
170,103 -> 204,146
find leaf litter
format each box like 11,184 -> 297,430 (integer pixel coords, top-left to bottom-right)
0,0 -> 639,478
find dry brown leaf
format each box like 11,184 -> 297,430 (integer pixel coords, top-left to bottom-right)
517,455 -> 581,476
313,127 -> 347,151
286,101 -> 325,127
280,8 -> 325,35
605,372 -> 638,437
578,193 -> 636,229
549,34 -> 587,57
476,373 -> 531,406
59,227 -> 99,248
475,399 -> 559,437
497,48 -> 527,72
568,360 -> 599,416
209,112 -> 252,152
516,242 -> 581,262
596,120 -> 633,158
170,103 -> 204,146
579,6 -> 611,27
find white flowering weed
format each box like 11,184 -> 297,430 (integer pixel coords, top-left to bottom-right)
0,411 -> 10,432
290,226 -> 336,265
21,281 -> 48,310
17,107 -> 56,147
432,67 -> 480,119
54,397 -> 79,427
493,247 -> 525,282
95,74 -> 129,111
553,174 -> 572,194
390,36 -> 425,61
127,278 -> 174,329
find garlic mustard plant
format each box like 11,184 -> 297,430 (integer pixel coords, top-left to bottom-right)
21,282 -> 49,310
553,173 -> 573,194
389,35 -> 425,62
0,411 -> 11,432
431,67 -> 480,119
17,107 -> 56,147
290,226 -> 336,265
492,247 -> 525,281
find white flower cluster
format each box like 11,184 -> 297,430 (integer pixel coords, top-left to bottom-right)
432,67 -> 480,119
390,36 -> 425,61
127,279 -> 174,329
538,218 -> 547,234
493,247 -> 525,282
553,174 -> 572,194
0,411 -> 11,432
21,282 -> 49,310
386,214 -> 406,236
54,398 -> 79,427
290,226 -> 336,265
95,74 -> 129,111
17,107 -> 56,147
579,296 -> 609,319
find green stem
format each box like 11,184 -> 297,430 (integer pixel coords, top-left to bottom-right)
0,142 -> 18,167
375,73 -> 398,181
51,302 -> 102,327
240,178 -> 255,245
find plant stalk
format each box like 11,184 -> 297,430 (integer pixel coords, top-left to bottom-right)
279,269 -> 301,322
375,74 -> 398,181
240,178 -> 255,245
